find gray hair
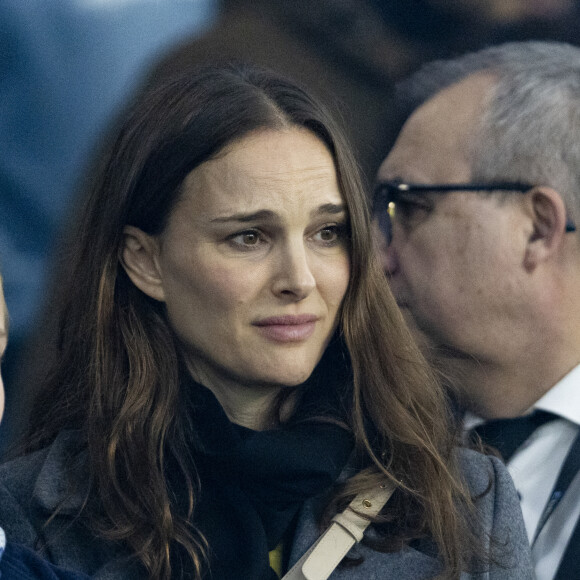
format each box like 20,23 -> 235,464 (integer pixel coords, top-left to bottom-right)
397,41 -> 580,221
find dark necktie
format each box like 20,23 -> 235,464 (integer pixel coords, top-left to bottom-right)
471,410 -> 558,462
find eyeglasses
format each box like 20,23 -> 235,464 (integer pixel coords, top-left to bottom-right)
373,180 -> 577,244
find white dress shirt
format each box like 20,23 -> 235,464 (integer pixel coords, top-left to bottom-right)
465,364 -> 580,580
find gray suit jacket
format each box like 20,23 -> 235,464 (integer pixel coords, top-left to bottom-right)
0,432 -> 533,579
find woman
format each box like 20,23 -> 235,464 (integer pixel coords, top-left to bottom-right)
0,65 -> 532,579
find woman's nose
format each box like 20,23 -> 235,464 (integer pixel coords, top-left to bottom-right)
271,242 -> 316,300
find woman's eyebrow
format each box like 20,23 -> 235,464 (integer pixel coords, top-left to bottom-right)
210,203 -> 346,224
312,203 -> 346,217
210,210 -> 276,223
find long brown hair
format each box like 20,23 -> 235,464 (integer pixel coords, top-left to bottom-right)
27,64 -> 476,578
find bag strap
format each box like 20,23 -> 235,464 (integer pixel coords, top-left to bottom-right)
282,481 -> 396,580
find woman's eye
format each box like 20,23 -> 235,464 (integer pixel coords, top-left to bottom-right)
228,230 -> 264,249
319,227 -> 337,242
240,232 -> 259,245
312,224 -> 348,246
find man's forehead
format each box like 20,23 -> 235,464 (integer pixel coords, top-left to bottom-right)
378,72 -> 497,184
377,113 -> 473,184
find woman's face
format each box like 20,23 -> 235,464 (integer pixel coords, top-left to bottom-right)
124,128 -> 350,400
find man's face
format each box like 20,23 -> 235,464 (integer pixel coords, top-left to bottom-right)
376,74 -> 530,363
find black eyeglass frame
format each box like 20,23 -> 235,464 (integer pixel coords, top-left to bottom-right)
373,180 -> 577,242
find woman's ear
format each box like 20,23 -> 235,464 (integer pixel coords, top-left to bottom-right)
524,186 -> 569,270
120,226 -> 166,301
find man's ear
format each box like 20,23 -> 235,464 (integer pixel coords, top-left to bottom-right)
120,225 -> 166,301
524,186 -> 569,270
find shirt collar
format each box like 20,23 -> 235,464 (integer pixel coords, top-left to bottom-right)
463,362 -> 580,430
533,363 -> 580,426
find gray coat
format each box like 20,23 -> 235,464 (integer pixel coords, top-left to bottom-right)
0,432 -> 533,579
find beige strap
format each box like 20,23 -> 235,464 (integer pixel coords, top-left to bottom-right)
282,481 -> 396,580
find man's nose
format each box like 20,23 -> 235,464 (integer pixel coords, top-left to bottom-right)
373,218 -> 398,276
382,243 -> 399,276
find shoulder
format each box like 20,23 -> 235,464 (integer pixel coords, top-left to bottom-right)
457,447 -> 510,495
0,540 -> 90,579
0,430 -> 87,547
456,447 -> 521,528
290,452 -> 534,579
0,445 -> 53,546
456,446 -> 524,516
0,430 -> 84,511
457,448 -> 534,577
0,444 -> 52,495
0,433 -> 136,577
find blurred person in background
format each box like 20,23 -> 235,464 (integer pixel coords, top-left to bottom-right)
0,275 -> 90,578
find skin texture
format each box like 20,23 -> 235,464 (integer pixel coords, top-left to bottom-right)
377,74 -> 527,360
122,128 -> 350,429
376,73 -> 580,418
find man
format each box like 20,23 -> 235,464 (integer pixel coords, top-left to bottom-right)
374,41 -> 580,580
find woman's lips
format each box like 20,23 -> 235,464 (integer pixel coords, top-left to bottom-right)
252,315 -> 318,342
